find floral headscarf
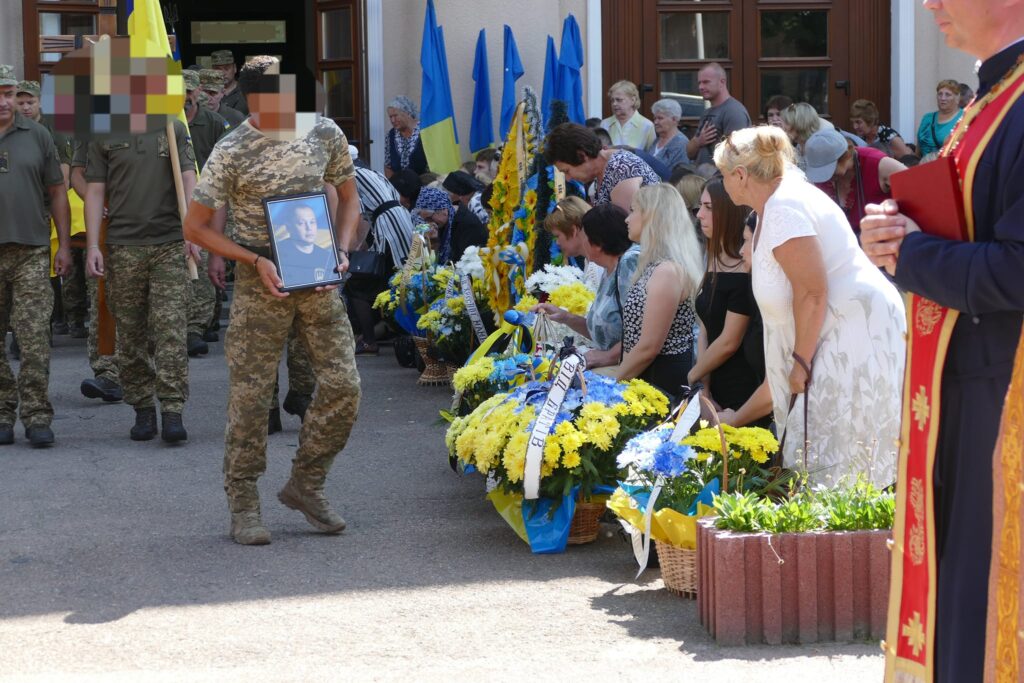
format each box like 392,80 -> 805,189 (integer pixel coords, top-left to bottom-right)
414,187 -> 456,263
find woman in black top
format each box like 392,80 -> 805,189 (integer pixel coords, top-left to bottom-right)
718,212 -> 774,428
688,179 -> 763,414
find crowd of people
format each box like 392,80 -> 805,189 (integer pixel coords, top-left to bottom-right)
3,3 -> 1023,677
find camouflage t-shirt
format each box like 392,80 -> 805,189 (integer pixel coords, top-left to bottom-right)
192,118 -> 355,247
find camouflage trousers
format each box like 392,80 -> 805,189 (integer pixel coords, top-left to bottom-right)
0,245 -> 54,428
224,262 -> 361,513
106,241 -> 189,413
187,249 -> 217,336
86,275 -> 119,383
270,326 -> 316,407
62,248 -> 88,327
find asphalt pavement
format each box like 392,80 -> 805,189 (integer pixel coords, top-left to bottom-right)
0,330 -> 884,682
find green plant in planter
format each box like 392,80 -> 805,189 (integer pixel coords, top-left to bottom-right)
713,476 -> 895,533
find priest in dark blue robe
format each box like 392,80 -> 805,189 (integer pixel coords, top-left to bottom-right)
860,5 -> 1024,680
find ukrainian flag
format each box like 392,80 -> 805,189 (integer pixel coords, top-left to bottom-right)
419,0 -> 461,174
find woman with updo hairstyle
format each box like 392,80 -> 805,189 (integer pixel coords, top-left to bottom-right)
714,126 -> 906,487
533,203 -> 641,367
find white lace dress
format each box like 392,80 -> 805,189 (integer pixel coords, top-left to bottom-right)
753,173 -> 906,487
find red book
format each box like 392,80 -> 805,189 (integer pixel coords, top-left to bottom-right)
889,156 -> 968,241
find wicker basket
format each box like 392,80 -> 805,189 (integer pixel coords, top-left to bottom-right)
412,336 -> 455,386
568,499 -> 606,545
656,541 -> 698,598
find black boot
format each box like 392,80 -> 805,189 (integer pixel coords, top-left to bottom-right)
80,377 -> 124,402
130,407 -> 158,441
282,391 -> 312,422
187,332 -> 209,357
161,412 -> 187,443
268,407 -> 282,434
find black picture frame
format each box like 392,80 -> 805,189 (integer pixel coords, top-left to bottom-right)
262,191 -> 344,292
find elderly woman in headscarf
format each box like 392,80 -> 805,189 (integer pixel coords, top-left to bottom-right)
414,187 -> 488,265
384,96 -> 429,178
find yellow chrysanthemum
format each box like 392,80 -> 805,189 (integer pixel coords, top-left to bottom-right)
548,282 -> 596,316
514,294 -> 540,313
452,357 -> 496,392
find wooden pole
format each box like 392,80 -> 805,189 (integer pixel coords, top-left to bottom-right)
166,120 -> 199,280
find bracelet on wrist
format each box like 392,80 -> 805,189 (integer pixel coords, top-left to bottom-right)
253,254 -> 262,267
88,245 -> 101,250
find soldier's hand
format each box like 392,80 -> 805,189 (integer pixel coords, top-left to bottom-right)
208,254 -> 227,290
255,257 -> 289,299
85,246 -> 104,278
53,246 -> 73,277
184,241 -> 202,263
314,251 -> 348,293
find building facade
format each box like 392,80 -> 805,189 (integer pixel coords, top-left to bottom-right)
6,0 -> 975,170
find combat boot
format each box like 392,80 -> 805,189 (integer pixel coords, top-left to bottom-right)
187,332 -> 209,357
0,424 -> 14,445
277,480 -> 346,534
81,376 -> 124,402
130,407 -> 158,441
268,407 -> 282,434
282,391 -> 311,421
229,510 -> 271,545
160,412 -> 188,443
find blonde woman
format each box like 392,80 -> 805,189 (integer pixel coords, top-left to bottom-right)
600,80 -> 656,150
541,196 -> 602,289
714,126 -> 905,487
607,183 -> 704,398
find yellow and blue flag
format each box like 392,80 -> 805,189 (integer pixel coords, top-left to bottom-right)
419,0 -> 461,174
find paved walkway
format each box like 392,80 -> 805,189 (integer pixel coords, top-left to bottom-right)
0,334 -> 883,681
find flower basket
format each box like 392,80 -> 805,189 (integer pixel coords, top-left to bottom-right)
656,541 -> 698,598
567,498 -> 606,545
412,336 -> 454,387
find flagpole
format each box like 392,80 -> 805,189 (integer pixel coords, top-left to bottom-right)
165,120 -> 199,280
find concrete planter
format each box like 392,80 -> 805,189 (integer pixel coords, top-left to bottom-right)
696,517 -> 891,646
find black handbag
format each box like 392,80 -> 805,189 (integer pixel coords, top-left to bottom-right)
347,249 -> 388,279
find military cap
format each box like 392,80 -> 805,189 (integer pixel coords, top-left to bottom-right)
210,50 -> 236,67
16,80 -> 40,97
199,69 -> 225,92
182,70 -> 200,91
443,170 -> 484,196
0,65 -> 17,88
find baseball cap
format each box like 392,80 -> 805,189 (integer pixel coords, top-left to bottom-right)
17,80 -> 40,97
210,50 -> 235,67
199,69 -> 225,92
0,65 -> 17,88
803,129 -> 851,183
182,70 -> 200,92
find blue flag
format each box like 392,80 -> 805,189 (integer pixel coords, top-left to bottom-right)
556,14 -> 585,125
419,0 -> 461,173
541,35 -> 558,129
500,24 -> 524,141
470,29 -> 494,154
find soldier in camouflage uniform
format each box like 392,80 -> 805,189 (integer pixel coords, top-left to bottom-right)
268,329 -> 315,433
83,119 -> 197,443
209,50 -> 249,117
15,80 -> 88,338
0,65 -> 72,447
183,70 -> 231,357
185,56 -> 361,546
199,70 -> 246,130
69,142 -> 123,403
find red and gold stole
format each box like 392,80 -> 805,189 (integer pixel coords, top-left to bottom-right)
885,58 -> 1024,683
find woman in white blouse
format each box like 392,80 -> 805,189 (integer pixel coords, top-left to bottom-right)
713,126 -> 906,487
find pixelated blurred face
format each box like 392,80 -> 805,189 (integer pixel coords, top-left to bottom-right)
184,88 -> 198,114
291,206 -> 318,244
0,86 -> 14,126
250,75 -> 297,132
213,62 -> 237,84
609,90 -> 635,118
16,94 -> 40,120
202,88 -> 223,110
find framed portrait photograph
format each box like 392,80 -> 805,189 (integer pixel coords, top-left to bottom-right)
263,192 -> 344,292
